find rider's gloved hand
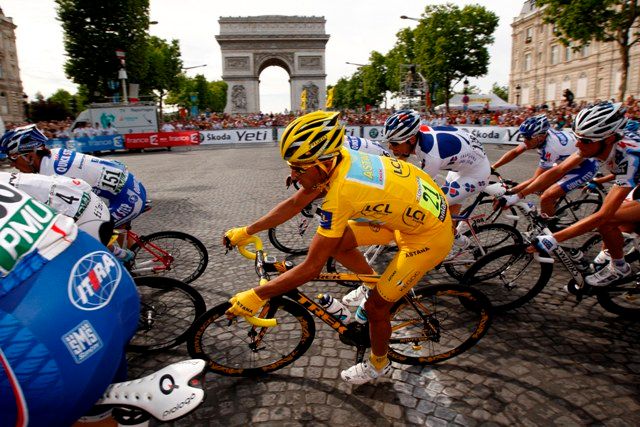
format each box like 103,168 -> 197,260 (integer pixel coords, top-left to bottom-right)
584,182 -> 598,191
223,226 -> 252,248
501,194 -> 521,207
532,235 -> 558,253
226,288 -> 266,317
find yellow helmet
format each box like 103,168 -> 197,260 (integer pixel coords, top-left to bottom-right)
280,111 -> 345,164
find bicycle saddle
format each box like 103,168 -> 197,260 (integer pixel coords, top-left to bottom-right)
96,359 -> 206,422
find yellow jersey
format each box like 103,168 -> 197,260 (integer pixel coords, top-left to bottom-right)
317,148 -> 450,238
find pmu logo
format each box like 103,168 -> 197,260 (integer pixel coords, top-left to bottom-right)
68,251 -> 122,311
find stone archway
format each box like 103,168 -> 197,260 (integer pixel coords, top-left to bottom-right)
216,16 -> 329,114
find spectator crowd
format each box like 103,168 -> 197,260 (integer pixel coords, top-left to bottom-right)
6,95 -> 640,136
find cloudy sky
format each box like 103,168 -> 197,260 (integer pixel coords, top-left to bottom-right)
3,0 -> 524,113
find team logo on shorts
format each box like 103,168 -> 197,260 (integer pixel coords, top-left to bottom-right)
61,320 -> 103,363
68,251 -> 122,311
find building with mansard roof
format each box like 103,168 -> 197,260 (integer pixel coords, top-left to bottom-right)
509,0 -> 640,107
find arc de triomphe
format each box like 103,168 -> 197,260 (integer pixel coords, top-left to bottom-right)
216,16 -> 329,114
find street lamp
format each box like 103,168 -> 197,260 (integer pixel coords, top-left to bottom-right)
345,62 -> 366,67
115,49 -> 128,104
515,84 -> 521,106
346,62 -> 367,110
400,15 -> 421,22
183,64 -> 207,71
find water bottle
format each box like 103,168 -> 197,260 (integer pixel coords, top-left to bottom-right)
355,289 -> 370,324
317,294 -> 351,323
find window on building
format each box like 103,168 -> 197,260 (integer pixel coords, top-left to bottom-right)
581,44 -> 589,57
550,45 -> 559,65
0,64 -> 4,79
546,82 -> 556,101
525,27 -> 533,43
521,86 -> 530,105
537,51 -> 542,63
524,53 -> 532,71
565,45 -> 572,62
0,92 -> 7,115
577,75 -> 588,98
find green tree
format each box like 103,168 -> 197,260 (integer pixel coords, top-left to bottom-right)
56,0 -> 151,102
48,89 -> 74,116
384,28 -> 416,94
413,3 -> 499,111
537,0 -> 640,101
166,74 -> 227,113
145,36 -> 183,116
491,83 -> 509,101
360,51 -> 390,108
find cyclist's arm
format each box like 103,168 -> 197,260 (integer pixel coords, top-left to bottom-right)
491,145 -> 527,169
593,173 -> 615,185
254,232 -> 340,299
246,187 -> 322,235
517,153 -> 584,198
553,185 -> 632,243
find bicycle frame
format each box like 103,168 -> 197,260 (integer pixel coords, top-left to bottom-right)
114,227 -> 175,275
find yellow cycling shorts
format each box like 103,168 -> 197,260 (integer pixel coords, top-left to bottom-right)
348,220 -> 454,302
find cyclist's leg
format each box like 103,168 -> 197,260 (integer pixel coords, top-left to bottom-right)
0,232 -> 139,426
332,221 -> 394,274
444,171 -> 488,238
598,197 -> 640,260
546,159 -> 598,215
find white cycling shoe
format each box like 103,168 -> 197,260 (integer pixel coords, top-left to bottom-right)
342,285 -> 368,307
96,359 -> 206,422
585,263 -> 632,287
340,359 -> 392,385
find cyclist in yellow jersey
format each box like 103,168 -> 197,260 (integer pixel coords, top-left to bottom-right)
224,111 -> 454,384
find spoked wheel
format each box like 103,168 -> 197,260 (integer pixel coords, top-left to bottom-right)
129,231 -> 208,284
596,278 -> 640,320
553,200 -> 601,231
268,202 -> 318,254
444,223 -> 523,281
387,284 -> 492,365
475,199 -> 519,228
461,244 -> 553,313
187,297 -> 315,376
127,276 -> 206,353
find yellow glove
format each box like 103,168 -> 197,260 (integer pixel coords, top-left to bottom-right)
223,226 -> 252,248
226,289 -> 266,318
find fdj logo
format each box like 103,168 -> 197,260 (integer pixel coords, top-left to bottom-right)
360,203 -> 392,219
68,251 -> 122,311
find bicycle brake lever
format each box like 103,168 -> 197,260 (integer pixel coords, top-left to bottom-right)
223,236 -> 233,254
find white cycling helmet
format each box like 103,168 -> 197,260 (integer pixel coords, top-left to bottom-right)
382,110 -> 421,143
572,102 -> 628,140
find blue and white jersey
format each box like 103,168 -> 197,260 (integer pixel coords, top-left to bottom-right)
601,137 -> 640,187
40,148 -> 129,201
536,129 -> 578,169
415,125 -> 489,177
344,136 -> 391,157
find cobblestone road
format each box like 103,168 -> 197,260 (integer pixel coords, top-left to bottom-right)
112,144 -> 639,426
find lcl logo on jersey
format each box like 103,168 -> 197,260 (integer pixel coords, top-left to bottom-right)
402,207 -> 425,226
68,251 -> 122,311
360,203 -> 392,219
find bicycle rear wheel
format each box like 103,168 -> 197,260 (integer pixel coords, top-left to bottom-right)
129,231 -> 208,284
187,297 -> 315,376
445,223 -> 523,281
462,244 -> 553,313
553,199 -> 601,231
596,277 -> 640,320
268,204 -> 317,254
474,199 -> 519,228
387,284 -> 492,365
127,276 -> 206,353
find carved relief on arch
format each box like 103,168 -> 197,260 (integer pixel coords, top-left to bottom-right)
254,52 -> 294,75
225,56 -> 250,71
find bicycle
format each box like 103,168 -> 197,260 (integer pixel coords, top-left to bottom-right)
187,236 -> 492,376
128,276 -> 207,353
462,202 -> 639,318
113,224 -> 209,284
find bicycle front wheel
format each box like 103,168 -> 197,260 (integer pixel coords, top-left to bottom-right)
553,199 -> 601,231
128,276 -> 206,353
129,231 -> 208,284
187,297 -> 315,376
445,223 -> 523,281
268,208 -> 317,255
387,284 -> 492,365
462,244 -> 553,313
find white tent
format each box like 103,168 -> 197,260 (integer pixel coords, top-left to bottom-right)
435,93 -> 519,112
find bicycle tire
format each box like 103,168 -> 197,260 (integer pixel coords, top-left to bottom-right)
461,243 -> 553,313
127,276 -> 206,353
596,279 -> 640,320
475,199 -> 519,228
444,223 -> 523,281
129,231 -> 208,284
268,211 -> 317,255
553,199 -> 601,231
387,284 -> 492,365
187,297 -> 315,376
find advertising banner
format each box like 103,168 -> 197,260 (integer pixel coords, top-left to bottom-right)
46,135 -> 125,153
124,131 -> 199,149
457,126 -> 522,146
362,126 -> 385,141
200,128 -> 276,145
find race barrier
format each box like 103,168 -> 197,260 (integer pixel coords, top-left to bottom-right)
44,125 -> 524,153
